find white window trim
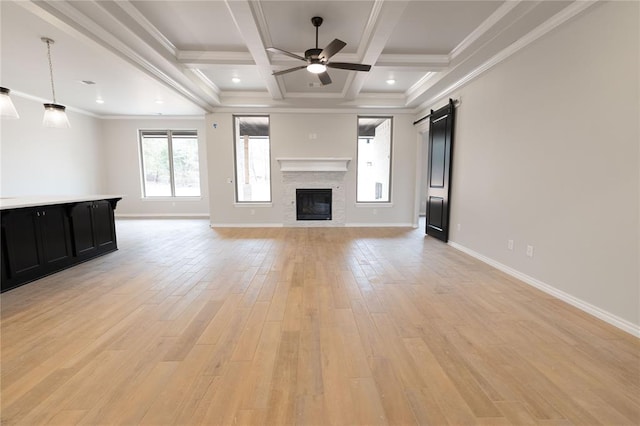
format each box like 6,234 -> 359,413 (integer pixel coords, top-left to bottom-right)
233,202 -> 273,207
356,116 -> 393,203
354,202 -> 394,208
139,129 -> 201,199
233,115 -> 272,203
141,197 -> 202,202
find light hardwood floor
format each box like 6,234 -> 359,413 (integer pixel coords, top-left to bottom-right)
1,219 -> 638,425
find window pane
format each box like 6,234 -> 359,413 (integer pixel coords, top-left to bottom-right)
235,116 -> 271,202
172,137 -> 201,196
357,117 -> 392,202
141,136 -> 171,196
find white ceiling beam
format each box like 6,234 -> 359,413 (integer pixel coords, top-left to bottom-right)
343,0 -> 410,100
412,0 -> 598,115
376,54 -> 449,70
224,0 -> 283,100
178,50 -> 449,71
105,1 -> 222,104
178,51 -> 255,67
22,0 -> 220,110
115,0 -> 178,57
449,1 -> 522,61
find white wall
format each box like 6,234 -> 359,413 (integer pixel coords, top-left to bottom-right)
206,112 -> 417,226
101,118 -> 209,216
443,2 -> 639,329
0,95 -> 105,196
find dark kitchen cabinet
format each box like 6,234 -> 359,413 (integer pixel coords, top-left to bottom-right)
1,205 -> 72,291
70,200 -> 118,259
1,197 -> 121,292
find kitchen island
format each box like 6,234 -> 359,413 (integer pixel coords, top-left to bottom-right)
1,195 -> 122,292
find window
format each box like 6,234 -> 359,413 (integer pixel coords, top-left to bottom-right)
139,130 -> 201,197
357,117 -> 392,202
234,116 -> 271,202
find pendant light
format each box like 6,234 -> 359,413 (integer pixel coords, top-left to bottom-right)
41,37 -> 70,128
0,87 -> 19,119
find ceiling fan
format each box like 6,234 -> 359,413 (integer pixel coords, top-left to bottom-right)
267,16 -> 372,86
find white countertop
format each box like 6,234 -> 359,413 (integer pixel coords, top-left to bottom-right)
0,195 -> 123,210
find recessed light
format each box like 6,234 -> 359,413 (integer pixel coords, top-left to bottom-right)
96,98 -> 105,104
155,99 -> 164,104
386,79 -> 396,85
232,77 -> 241,83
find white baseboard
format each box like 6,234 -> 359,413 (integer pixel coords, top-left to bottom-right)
116,213 -> 209,219
448,241 -> 640,338
210,222 -> 414,228
210,223 -> 283,228
345,222 -> 414,227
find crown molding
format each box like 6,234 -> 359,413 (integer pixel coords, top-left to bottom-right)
414,0 -> 598,116
406,72 -> 436,98
449,1 -> 522,61
100,114 -> 205,120
189,69 -> 221,95
212,107 -> 414,114
11,90 -> 99,118
377,54 -> 449,68
17,1 -> 219,111
115,0 -> 177,57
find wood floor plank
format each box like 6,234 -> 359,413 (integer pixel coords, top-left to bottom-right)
1,219 -> 638,425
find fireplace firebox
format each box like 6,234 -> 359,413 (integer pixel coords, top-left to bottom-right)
296,189 -> 332,220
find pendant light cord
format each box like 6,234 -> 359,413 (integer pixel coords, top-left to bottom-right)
45,39 -> 56,103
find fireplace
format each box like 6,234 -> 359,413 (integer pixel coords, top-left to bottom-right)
296,189 -> 332,220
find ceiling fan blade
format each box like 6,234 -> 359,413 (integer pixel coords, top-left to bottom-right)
318,72 -> 332,85
319,39 -> 346,61
327,62 -> 372,72
267,47 -> 306,62
272,65 -> 307,76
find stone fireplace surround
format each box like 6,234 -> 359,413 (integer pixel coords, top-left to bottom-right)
277,158 -> 350,227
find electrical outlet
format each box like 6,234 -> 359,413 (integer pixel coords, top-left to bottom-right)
526,245 -> 534,258
372,209 -> 377,215
508,239 -> 514,250
250,209 -> 255,215
457,223 -> 461,231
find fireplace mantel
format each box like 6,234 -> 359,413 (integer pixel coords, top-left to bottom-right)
276,157 -> 351,172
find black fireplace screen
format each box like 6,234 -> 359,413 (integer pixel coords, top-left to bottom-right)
296,189 -> 332,220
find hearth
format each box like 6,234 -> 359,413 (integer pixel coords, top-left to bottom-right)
296,189 -> 332,220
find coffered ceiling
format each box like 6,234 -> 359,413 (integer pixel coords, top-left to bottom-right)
0,0 -> 592,117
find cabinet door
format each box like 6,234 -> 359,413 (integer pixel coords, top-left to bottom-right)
39,206 -> 72,266
92,201 -> 116,250
2,209 -> 43,278
71,203 -> 97,256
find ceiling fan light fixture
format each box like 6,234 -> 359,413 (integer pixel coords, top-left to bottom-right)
307,63 -> 327,74
0,87 -> 19,119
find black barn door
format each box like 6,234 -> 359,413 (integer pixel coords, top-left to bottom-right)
426,99 -> 455,242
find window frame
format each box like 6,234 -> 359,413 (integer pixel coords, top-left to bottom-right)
356,116 -> 393,204
138,129 -> 201,198
232,115 -> 272,203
